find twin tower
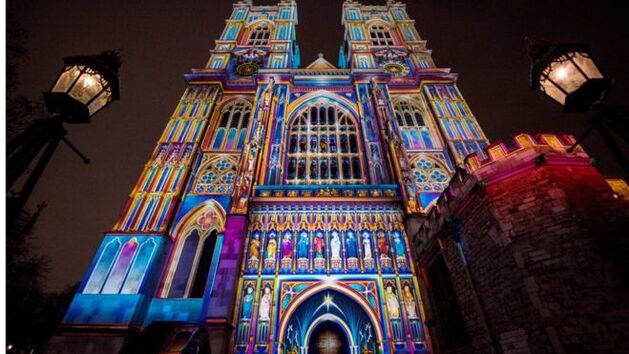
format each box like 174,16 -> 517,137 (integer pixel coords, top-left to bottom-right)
50,1 -> 488,353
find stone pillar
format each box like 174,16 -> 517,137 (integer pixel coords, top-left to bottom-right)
412,134 -> 629,354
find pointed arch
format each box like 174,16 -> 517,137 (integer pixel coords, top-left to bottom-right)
365,17 -> 394,28
304,314 -> 356,349
277,282 -> 385,344
285,93 -> 366,184
245,20 -> 275,46
409,154 -> 452,194
392,95 -> 438,150
172,199 -> 226,237
209,98 -> 252,151
161,200 -> 226,298
365,19 -> 395,46
286,90 -> 359,122
193,154 -> 239,195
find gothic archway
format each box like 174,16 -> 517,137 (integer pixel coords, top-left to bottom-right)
159,200 -> 226,298
307,317 -> 350,354
281,289 -> 379,354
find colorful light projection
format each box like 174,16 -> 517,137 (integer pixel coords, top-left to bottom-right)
233,204 -> 427,353
243,205 -> 411,275
59,2 -> 491,354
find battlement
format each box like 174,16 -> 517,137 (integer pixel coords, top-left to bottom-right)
465,133 -> 586,173
411,132 -> 629,353
415,133 -> 593,246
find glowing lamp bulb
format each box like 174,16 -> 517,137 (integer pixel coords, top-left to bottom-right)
83,75 -> 96,88
555,66 -> 568,80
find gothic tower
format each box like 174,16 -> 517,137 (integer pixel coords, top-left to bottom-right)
51,1 -> 488,353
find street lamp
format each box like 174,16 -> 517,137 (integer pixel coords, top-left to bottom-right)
7,51 -> 121,228
529,40 -> 629,178
44,52 -> 121,123
530,41 -> 611,112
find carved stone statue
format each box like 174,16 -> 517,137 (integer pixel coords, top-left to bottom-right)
314,233 -> 324,259
331,232 -> 341,259
282,233 -> 293,259
242,285 -> 254,319
259,286 -> 272,321
250,234 -> 260,260
262,78 -> 275,109
266,234 -> 277,260
298,232 -> 309,259
362,233 -> 373,259
393,232 -> 406,257
377,232 -> 389,256
403,284 -> 418,319
386,285 -> 401,319
346,231 -> 357,258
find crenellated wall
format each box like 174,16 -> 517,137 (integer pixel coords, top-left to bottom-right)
412,133 -> 629,354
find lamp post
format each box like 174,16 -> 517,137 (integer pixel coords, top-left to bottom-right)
529,40 -> 629,178
7,51 -> 121,228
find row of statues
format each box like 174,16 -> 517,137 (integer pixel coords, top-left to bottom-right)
386,284 -> 419,320
241,284 -> 273,321
240,283 -> 419,322
248,230 -> 407,263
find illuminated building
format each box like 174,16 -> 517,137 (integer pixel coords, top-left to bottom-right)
51,1 -> 489,353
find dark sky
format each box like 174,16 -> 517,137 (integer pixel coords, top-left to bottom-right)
9,0 -> 628,292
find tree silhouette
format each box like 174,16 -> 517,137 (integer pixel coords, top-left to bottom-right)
6,13 -> 77,353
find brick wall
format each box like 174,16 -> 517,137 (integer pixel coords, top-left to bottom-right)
413,134 -> 629,354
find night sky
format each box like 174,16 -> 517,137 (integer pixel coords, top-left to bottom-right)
9,0 -> 628,292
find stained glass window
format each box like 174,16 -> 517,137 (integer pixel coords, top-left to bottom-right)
194,154 -> 239,195
83,238 -> 121,294
393,97 -> 435,150
248,24 -> 271,46
101,238 -> 138,294
423,83 -> 487,162
286,103 -> 364,184
121,238 -> 157,294
211,100 -> 251,151
369,24 -> 394,46
410,155 -> 451,193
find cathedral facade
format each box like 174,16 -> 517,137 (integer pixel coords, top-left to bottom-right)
56,1 -> 488,353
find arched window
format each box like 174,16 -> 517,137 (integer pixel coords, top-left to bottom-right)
410,155 -> 451,193
211,100 -> 251,151
83,238 -> 122,294
193,155 -> 238,195
393,97 -> 435,150
168,228 -> 218,298
286,103 -> 364,184
101,238 -> 138,294
369,24 -> 394,46
247,24 -> 271,46
121,238 -> 157,294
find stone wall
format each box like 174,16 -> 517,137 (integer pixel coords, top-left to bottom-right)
412,134 -> 629,354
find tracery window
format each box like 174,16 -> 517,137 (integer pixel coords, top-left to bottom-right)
286,103 -> 364,184
369,24 -> 394,46
193,154 -> 238,195
247,24 -> 271,46
211,100 -> 251,151
410,155 -> 450,193
393,97 -> 435,150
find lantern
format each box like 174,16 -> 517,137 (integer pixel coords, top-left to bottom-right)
530,41 -> 611,112
44,51 -> 121,123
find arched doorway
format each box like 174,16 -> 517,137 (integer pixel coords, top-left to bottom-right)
308,320 -> 349,354
281,289 -> 379,354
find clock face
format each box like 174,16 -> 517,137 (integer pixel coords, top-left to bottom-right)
383,62 -> 409,77
235,62 -> 260,76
